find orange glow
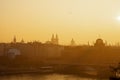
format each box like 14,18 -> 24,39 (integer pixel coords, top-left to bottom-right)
0,0 -> 120,44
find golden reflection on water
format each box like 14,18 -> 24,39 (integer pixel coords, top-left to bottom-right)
0,74 -> 106,80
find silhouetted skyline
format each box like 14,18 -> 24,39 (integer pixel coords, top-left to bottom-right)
0,35 -> 117,46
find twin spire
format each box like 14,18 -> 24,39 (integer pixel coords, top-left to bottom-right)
51,34 -> 59,45
13,36 -> 24,43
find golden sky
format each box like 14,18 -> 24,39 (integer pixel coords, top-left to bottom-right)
0,0 -> 120,45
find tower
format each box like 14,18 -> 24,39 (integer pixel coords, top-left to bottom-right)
55,34 -> 59,45
51,34 -> 59,45
51,34 -> 54,42
13,36 -> 16,43
71,38 -> 75,46
51,34 -> 55,44
21,38 -> 24,43
88,41 -> 90,46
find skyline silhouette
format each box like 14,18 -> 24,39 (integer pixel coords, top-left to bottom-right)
1,0 -> 120,79
0,35 -> 120,46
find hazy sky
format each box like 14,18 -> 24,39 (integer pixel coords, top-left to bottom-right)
0,0 -> 120,44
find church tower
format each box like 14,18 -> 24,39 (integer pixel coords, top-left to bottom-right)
13,36 -> 16,43
71,38 -> 75,46
51,34 -> 59,45
21,38 -> 24,43
55,34 -> 59,45
51,34 -> 55,44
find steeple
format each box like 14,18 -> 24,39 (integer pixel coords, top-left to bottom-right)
88,41 -> 90,46
56,34 -> 58,40
13,36 -> 16,43
51,34 -> 55,44
21,38 -> 24,43
55,34 -> 59,45
51,34 -> 59,45
71,38 -> 75,46
51,34 -> 54,42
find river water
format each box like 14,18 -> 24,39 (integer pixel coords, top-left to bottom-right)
0,74 -> 108,80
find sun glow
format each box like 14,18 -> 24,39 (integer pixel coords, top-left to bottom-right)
117,16 -> 120,21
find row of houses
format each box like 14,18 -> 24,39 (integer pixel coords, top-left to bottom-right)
0,38 -> 120,65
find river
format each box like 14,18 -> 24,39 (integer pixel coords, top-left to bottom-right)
0,73 -> 108,80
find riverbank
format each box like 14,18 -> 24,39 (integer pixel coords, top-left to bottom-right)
0,65 -> 111,79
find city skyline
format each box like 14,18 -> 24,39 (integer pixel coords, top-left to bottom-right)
1,35 -> 120,46
1,0 -> 120,44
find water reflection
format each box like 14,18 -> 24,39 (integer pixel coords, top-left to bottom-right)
0,74 -> 107,80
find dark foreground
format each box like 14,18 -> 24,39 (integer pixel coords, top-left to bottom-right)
0,73 -> 109,80
0,65 -> 112,80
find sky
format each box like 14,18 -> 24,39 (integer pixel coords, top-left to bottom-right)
0,0 -> 120,45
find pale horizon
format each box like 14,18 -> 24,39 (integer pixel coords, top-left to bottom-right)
1,0 -> 120,45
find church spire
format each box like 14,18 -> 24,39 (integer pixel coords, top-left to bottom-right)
71,38 -> 75,46
13,36 -> 16,43
21,38 -> 24,43
55,34 -> 59,45
51,34 -> 54,40
51,34 -> 54,43
51,34 -> 59,45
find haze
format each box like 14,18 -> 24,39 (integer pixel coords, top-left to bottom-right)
0,0 -> 120,44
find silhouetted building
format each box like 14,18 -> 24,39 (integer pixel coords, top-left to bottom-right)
21,39 -> 24,43
7,48 -> 21,59
70,38 -> 76,46
1,36 -> 120,66
45,41 -> 52,44
43,45 -> 64,59
88,41 -> 90,46
55,34 -> 59,44
51,34 -> 59,45
13,36 -> 16,43
94,38 -> 105,47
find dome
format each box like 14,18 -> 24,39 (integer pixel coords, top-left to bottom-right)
94,38 -> 105,47
96,38 -> 103,44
